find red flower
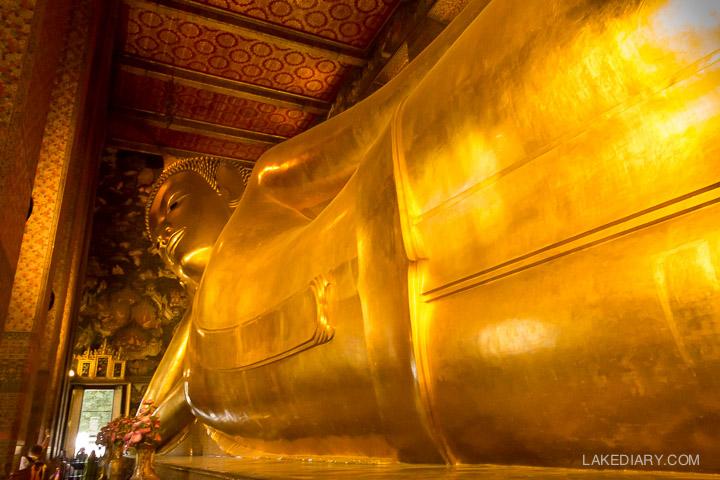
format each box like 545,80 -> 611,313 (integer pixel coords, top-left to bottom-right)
122,399 -> 162,451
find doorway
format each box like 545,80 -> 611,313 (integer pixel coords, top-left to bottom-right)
64,385 -> 128,457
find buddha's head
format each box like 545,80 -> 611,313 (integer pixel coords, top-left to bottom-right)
145,156 -> 251,288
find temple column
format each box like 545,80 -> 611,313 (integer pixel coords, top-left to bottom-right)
0,0 -> 72,326
0,0 -> 115,476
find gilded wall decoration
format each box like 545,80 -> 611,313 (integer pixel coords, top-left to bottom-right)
75,149 -> 188,379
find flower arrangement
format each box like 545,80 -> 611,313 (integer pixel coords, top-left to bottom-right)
96,427 -> 109,448
97,417 -> 133,448
123,400 -> 162,451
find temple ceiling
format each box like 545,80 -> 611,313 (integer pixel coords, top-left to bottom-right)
106,0 -> 401,162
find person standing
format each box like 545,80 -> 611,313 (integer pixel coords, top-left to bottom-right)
81,451 -> 97,480
74,448 -> 87,463
16,445 -> 46,480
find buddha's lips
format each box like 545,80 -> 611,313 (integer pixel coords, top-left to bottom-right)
166,227 -> 186,260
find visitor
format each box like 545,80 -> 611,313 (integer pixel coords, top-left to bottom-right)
73,448 -> 87,463
15,444 -> 46,480
81,451 -> 97,480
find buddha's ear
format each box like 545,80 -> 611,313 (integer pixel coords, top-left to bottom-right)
216,164 -> 249,207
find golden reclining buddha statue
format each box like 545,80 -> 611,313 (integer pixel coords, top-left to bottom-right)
143,0 -> 720,470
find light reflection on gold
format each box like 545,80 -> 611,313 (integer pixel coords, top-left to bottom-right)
652,0 -> 720,57
478,319 -> 558,358
662,91 -> 720,136
181,247 -> 213,271
257,164 -> 282,183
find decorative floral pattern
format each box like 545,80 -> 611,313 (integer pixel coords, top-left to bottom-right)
5,0 -> 88,332
0,1 -> 37,126
114,70 -> 318,138
123,4 -> 350,100
193,0 -> 399,48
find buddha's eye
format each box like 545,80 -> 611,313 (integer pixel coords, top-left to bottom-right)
167,194 -> 188,213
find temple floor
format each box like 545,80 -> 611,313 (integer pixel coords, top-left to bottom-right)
154,457 -> 720,479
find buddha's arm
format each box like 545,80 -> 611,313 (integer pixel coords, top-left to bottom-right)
154,380 -> 195,452
137,308 -> 194,450
139,308 -> 192,411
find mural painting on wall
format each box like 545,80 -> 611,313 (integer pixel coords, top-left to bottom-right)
75,149 -> 187,400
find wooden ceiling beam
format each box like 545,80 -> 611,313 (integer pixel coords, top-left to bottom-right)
118,55 -> 330,116
112,106 -> 285,145
105,138 -> 258,166
138,0 -> 367,65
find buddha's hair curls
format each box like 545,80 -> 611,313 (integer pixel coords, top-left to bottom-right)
144,155 -> 251,240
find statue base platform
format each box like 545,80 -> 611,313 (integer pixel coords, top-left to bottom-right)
154,456 -> 719,479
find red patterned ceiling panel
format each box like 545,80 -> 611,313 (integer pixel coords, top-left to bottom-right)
109,116 -> 271,161
123,4 -> 351,100
114,70 -> 319,137
191,0 -> 400,48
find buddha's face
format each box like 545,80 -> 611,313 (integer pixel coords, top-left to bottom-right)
148,171 -> 231,288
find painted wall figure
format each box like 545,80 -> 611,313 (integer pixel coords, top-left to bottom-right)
76,151 -> 189,407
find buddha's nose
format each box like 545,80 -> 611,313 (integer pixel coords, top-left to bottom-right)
157,225 -> 173,248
